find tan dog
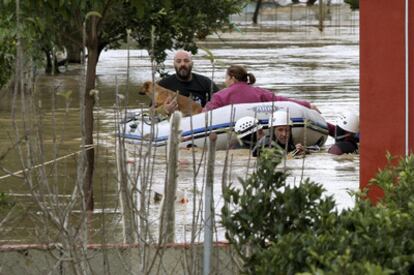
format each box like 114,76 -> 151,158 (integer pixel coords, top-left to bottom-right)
140,81 -> 203,116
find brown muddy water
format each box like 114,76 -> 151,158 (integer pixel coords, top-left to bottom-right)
0,4 -> 359,243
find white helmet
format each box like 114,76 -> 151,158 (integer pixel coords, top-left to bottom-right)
234,116 -> 262,138
268,110 -> 292,127
337,111 -> 359,133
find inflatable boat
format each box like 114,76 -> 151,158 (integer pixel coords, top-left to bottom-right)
120,101 -> 329,150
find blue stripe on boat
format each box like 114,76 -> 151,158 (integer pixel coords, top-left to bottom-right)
122,117 -> 328,142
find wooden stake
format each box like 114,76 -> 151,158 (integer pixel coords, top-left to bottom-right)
160,111 -> 182,243
204,133 -> 217,275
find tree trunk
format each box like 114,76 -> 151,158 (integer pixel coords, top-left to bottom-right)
44,49 -> 52,74
252,0 -> 262,25
66,42 -> 82,64
318,0 -> 324,32
83,16 -> 99,211
84,52 -> 96,211
160,112 -> 181,244
44,49 -> 60,74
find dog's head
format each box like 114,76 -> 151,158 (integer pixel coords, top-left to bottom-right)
139,81 -> 154,96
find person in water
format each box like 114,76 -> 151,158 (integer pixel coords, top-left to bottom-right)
249,110 -> 305,157
234,116 -> 264,149
327,111 -> 359,155
235,110 -> 359,156
204,64 -> 321,113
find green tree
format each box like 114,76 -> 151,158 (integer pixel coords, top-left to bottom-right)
0,14 -> 15,89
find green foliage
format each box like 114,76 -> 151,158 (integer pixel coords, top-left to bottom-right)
0,15 -> 16,88
129,0 -> 247,65
0,1 -> 67,85
0,0 -> 247,83
222,152 -> 414,274
221,148 -> 337,273
373,154 -> 414,212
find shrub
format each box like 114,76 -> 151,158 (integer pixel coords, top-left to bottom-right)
222,150 -> 414,274
221,148 -> 337,274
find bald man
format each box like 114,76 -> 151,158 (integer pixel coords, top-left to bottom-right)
158,50 -> 219,115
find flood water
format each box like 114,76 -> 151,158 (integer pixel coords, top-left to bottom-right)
0,4 -> 359,243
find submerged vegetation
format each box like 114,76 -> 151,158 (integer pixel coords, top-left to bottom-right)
223,149 -> 414,274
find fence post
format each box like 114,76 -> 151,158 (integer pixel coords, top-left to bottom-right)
160,111 -> 182,243
204,133 -> 217,275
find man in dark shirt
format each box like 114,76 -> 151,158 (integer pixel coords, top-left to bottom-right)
157,50 -> 219,115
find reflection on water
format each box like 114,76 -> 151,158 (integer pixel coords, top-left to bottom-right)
0,4 -> 359,243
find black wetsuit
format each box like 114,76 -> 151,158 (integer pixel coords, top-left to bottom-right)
158,73 -> 219,107
328,125 -> 359,155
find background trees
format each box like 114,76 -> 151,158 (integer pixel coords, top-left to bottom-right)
0,15 -> 15,89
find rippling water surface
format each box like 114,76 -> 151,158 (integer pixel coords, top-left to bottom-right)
0,4 -> 359,243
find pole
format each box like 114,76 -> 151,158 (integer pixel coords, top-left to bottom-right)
204,133 -> 217,275
405,0 -> 409,157
319,0 -> 324,32
160,111 -> 181,243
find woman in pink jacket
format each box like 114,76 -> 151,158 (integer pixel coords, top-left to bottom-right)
204,65 -> 320,112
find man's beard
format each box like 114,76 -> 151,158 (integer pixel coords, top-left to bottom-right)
175,65 -> 192,81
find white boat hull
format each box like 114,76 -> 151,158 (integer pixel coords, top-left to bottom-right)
120,101 -> 329,150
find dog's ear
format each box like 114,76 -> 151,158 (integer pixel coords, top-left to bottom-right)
144,81 -> 152,91
139,81 -> 152,95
